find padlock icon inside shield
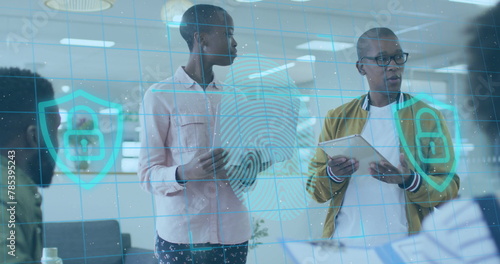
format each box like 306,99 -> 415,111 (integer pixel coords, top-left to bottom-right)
394,93 -> 460,193
415,108 -> 450,164
64,105 -> 105,161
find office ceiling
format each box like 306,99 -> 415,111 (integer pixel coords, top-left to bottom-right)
0,0 -> 492,105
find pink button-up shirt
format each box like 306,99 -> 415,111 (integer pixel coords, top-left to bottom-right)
138,67 -> 251,244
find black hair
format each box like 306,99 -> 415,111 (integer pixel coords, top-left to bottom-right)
180,4 -> 228,51
467,2 -> 500,143
357,27 -> 398,59
0,67 -> 55,146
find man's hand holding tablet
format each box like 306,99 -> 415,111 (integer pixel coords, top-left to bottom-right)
327,156 -> 360,178
369,153 -> 411,185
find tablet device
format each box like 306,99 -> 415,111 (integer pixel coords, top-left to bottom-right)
318,134 -> 394,176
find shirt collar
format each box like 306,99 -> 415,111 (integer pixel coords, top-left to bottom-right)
362,91 -> 404,111
175,67 -> 221,90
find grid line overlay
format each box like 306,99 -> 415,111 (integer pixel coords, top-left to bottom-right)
1,1 -> 499,263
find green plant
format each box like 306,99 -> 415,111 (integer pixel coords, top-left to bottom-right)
58,116 -> 98,146
249,218 -> 269,250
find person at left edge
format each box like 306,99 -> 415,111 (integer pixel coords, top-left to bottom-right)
0,67 -> 61,263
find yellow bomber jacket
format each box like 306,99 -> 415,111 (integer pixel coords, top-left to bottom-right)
307,93 -> 460,238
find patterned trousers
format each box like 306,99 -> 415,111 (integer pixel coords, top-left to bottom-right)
155,235 -> 248,264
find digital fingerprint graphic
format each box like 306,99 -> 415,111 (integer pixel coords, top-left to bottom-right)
219,54 -> 316,221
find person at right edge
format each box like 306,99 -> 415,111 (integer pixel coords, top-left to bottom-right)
307,27 -> 460,247
412,3 -> 500,263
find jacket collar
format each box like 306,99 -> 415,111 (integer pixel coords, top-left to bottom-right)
362,91 -> 404,111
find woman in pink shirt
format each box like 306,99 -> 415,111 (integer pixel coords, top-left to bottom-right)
138,4 -> 264,264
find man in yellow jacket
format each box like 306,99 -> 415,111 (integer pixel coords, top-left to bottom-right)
307,27 -> 459,247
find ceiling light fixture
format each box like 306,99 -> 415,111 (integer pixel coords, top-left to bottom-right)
61,85 -> 71,93
248,62 -> 296,79
449,0 -> 497,6
434,64 -> 468,74
161,0 -> 193,28
248,55 -> 316,79
45,0 -> 115,12
394,21 -> 440,35
60,38 -> 115,47
296,40 -> 354,52
296,55 -> 316,62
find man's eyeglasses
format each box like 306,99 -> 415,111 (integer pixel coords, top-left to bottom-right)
360,53 -> 409,67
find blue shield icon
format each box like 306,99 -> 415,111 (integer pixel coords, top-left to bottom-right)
39,90 -> 124,190
392,93 -> 461,192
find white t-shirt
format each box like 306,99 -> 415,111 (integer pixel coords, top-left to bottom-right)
332,102 -> 408,247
